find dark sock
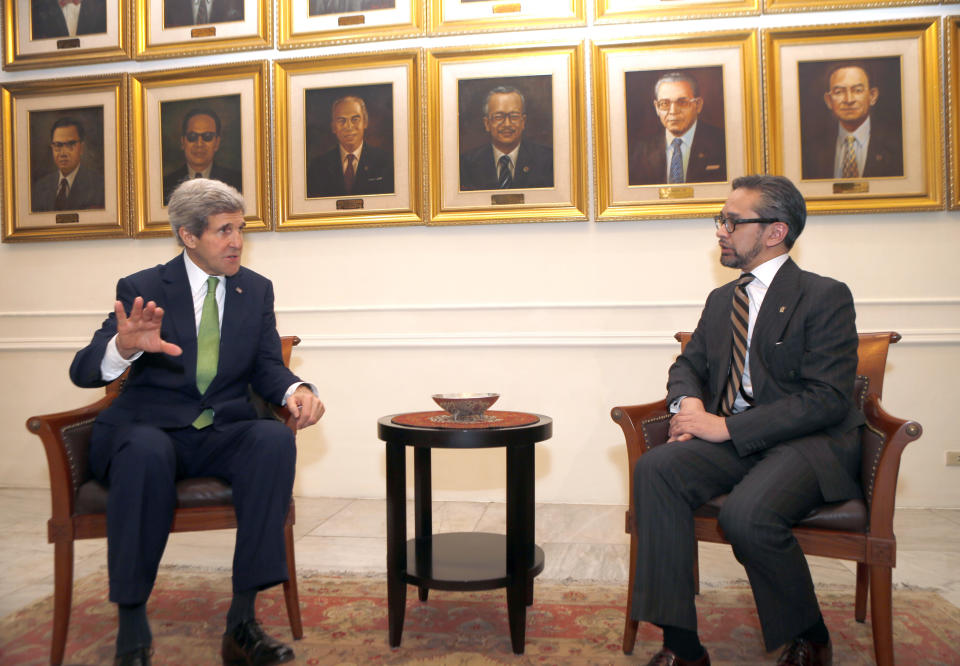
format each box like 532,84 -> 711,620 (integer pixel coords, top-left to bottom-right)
226,589 -> 257,633
116,603 -> 151,655
662,624 -> 706,661
799,615 -> 830,645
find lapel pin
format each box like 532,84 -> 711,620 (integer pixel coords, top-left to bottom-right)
235,287 -> 243,294
779,306 -> 786,313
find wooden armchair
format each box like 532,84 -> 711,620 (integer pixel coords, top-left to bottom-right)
611,332 -> 922,666
26,336 -> 305,666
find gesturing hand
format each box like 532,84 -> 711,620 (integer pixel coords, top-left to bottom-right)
114,297 -> 183,359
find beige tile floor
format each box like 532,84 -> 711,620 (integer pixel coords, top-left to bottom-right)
2,488 -> 959,622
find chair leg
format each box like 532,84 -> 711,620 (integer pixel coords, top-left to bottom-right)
281,523 -> 303,640
869,565 -> 894,666
51,539 -> 74,666
854,562 -> 869,622
693,542 -> 700,596
622,530 -> 639,655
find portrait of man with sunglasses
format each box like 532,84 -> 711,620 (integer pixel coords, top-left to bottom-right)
458,84 -> 554,192
163,107 -> 242,205
31,115 -> 105,213
628,70 -> 727,187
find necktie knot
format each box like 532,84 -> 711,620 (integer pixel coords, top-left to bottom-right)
737,273 -> 755,288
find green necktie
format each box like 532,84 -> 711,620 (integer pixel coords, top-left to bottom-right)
193,276 -> 220,429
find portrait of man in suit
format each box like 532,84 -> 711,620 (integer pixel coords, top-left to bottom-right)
31,116 -> 105,212
308,0 -> 394,15
306,92 -> 394,198
163,0 -> 244,27
799,59 -> 904,180
162,107 -> 242,205
458,85 -> 554,191
30,0 -> 107,39
630,175 -> 862,666
627,69 -> 727,186
69,178 -> 324,665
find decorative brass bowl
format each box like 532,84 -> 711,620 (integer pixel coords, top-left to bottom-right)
431,393 -> 500,421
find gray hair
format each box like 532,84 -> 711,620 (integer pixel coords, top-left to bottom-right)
331,95 -> 368,123
482,86 -> 526,116
654,71 -> 701,100
168,178 -> 244,246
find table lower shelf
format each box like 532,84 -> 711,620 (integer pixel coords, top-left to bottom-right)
402,532 -> 545,591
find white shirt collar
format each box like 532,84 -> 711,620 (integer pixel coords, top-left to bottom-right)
665,120 -> 698,148
838,115 -> 871,145
183,251 -> 225,300
746,253 -> 789,288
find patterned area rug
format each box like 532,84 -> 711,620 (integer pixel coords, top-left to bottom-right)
1,567 -> 958,665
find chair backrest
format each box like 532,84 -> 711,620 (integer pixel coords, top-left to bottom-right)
674,330 -> 900,508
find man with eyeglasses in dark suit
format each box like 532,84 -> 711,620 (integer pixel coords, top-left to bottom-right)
163,108 -> 242,205
458,85 -> 554,191
32,116 -> 105,212
628,71 -> 727,186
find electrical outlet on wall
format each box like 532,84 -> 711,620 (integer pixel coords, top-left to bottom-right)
946,451 -> 960,467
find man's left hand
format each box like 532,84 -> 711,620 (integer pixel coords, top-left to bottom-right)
668,397 -> 730,443
286,385 -> 325,430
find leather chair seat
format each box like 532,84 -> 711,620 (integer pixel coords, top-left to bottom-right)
75,478 -> 234,515
695,495 -> 868,532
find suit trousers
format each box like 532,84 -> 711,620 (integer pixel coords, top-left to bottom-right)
631,437 -> 825,651
90,418 -> 297,606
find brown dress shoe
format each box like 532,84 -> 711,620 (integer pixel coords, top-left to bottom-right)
114,646 -> 151,665
645,646 -> 711,666
221,619 -> 294,666
775,638 -> 832,666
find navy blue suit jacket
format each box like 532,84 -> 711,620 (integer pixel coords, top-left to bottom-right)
70,254 -> 300,433
458,141 -> 554,191
666,258 -> 863,502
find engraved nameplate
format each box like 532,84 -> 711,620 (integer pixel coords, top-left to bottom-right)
55,213 -> 80,224
491,193 -> 524,205
56,39 -> 81,49
336,198 -> 364,209
658,186 -> 694,199
191,26 -> 216,38
833,181 -> 868,194
339,14 -> 366,25
492,3 -> 522,14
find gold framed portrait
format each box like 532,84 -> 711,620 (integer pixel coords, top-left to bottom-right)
428,0 -> 584,35
278,0 -> 424,49
948,16 -> 960,210
130,62 -> 271,237
274,50 -> 424,230
133,0 -> 271,59
594,0 -> 758,23
2,74 -> 128,242
426,42 -> 587,225
762,0 -> 927,14
3,0 -> 130,70
764,19 -> 943,214
593,31 -> 762,221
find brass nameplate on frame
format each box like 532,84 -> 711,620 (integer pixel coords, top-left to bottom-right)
191,27 -> 217,38
833,182 -> 869,194
491,193 -> 524,205
339,15 -> 366,26
55,214 -> 80,224
336,199 -> 364,210
658,187 -> 694,200
56,39 -> 81,49
492,4 -> 522,14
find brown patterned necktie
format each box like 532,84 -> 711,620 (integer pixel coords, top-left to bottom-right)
841,135 -> 859,178
719,273 -> 755,416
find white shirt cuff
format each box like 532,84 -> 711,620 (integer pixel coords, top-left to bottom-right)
100,335 -> 143,381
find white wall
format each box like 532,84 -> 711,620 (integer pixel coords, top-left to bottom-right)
2,3 -> 958,507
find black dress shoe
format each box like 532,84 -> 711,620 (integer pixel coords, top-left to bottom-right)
645,646 -> 711,666
114,646 -> 151,665
775,638 -> 832,666
221,619 -> 294,666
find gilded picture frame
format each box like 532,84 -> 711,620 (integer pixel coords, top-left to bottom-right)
278,0 -> 424,49
130,62 -> 271,237
427,42 -> 587,225
2,74 -> 128,242
594,0 -> 757,24
764,19 -> 943,215
274,50 -> 423,230
428,0 -> 584,35
762,0 -> 927,14
948,16 -> 960,210
593,31 -> 762,221
133,0 -> 271,60
3,0 -> 129,70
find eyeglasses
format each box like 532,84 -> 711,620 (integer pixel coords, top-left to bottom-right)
51,140 -> 80,150
184,131 -> 217,143
713,214 -> 779,233
488,112 -> 523,125
654,98 -> 697,112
